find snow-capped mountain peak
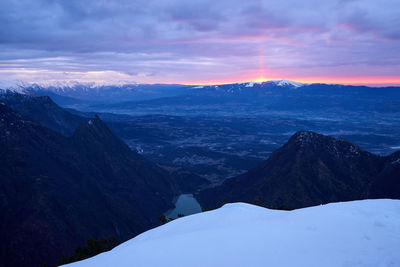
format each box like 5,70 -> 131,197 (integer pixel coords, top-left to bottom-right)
30,80 -> 139,91
245,82 -> 255,87
0,80 -> 30,94
269,79 -> 305,88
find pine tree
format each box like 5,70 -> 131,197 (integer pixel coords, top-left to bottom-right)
158,214 -> 168,225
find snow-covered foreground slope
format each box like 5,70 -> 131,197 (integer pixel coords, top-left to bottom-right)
64,199 -> 400,267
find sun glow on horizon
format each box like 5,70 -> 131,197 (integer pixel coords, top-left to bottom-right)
1,68 -> 399,87
176,76 -> 400,87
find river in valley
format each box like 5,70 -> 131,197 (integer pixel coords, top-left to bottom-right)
164,194 -> 202,219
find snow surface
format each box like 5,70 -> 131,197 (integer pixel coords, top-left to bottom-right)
31,80 -> 137,89
63,199 -> 400,267
0,80 -> 28,93
271,79 -> 305,87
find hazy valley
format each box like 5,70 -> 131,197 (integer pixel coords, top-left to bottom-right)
26,81 -> 400,182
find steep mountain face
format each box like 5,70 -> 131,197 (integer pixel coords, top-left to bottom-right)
0,92 -> 209,191
0,91 -> 86,136
0,104 -> 183,267
197,131 -> 399,210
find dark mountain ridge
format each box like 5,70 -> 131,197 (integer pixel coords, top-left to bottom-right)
0,91 -> 86,136
0,103 -> 201,267
197,131 -> 399,210
0,91 -> 210,188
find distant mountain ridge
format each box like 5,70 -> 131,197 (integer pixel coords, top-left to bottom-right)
0,79 -> 306,92
87,82 -> 400,118
3,79 -> 311,108
3,80 -> 400,118
197,131 -> 400,210
24,83 -> 195,104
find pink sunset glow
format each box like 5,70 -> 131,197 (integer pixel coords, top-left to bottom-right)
0,0 -> 399,86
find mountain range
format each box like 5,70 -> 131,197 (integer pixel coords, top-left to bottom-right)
2,80 -> 400,121
197,131 -> 400,210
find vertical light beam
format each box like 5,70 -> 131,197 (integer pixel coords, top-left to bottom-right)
258,40 -> 265,81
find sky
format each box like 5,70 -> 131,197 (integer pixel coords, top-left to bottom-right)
0,0 -> 399,86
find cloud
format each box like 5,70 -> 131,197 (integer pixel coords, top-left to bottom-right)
0,0 -> 399,84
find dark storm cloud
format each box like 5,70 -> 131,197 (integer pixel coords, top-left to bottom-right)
0,0 -> 399,84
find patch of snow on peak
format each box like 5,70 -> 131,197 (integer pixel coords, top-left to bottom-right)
0,80 -> 29,94
295,131 -> 317,146
271,80 -> 304,88
348,144 -> 361,155
242,81 -> 263,87
30,80 -> 139,91
63,199 -> 400,267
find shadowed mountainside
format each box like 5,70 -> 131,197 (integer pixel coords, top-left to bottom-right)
0,103 -> 207,267
197,131 -> 400,210
0,91 -> 86,136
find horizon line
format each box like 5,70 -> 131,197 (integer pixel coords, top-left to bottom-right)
2,77 -> 400,88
